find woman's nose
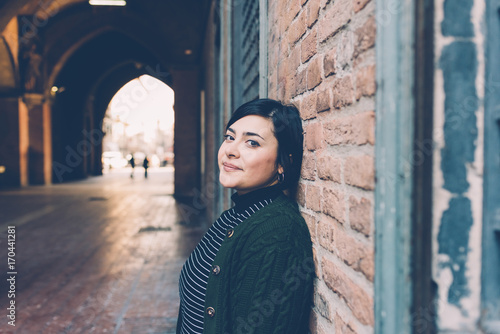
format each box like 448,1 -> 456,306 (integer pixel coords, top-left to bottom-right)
225,141 -> 239,158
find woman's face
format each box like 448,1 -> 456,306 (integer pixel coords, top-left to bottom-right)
218,115 -> 283,195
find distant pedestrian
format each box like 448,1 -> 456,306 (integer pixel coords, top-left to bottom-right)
143,157 -> 149,179
129,155 -> 135,178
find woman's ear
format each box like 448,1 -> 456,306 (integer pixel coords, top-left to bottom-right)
278,165 -> 284,174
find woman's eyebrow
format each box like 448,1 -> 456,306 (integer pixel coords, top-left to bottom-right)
243,131 -> 265,140
227,127 -> 265,141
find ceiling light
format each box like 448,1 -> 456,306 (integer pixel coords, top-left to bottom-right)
89,0 -> 126,6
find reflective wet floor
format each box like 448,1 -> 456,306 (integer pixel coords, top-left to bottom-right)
0,168 -> 206,334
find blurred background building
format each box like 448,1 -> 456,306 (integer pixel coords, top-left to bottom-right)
0,0 -> 498,333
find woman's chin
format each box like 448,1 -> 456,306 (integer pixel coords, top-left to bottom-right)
219,174 -> 236,189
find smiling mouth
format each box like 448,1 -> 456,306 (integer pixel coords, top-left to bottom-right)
223,163 -> 242,171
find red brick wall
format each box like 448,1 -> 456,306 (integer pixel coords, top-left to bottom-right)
267,0 -> 376,332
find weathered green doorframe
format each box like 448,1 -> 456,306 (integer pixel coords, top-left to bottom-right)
482,0 -> 500,331
376,0 -> 436,332
374,0 -> 416,333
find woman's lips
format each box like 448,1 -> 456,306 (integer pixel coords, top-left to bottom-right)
223,163 -> 241,172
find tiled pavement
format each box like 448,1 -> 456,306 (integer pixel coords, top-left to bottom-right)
0,168 -> 206,334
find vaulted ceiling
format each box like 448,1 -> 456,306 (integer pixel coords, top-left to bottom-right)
0,0 -> 211,94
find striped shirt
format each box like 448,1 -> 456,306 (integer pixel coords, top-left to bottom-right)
178,185 -> 281,334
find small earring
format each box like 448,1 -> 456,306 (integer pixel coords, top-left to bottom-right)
278,172 -> 285,183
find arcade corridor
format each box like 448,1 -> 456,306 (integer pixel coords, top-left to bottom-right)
1,0 -> 498,333
0,168 -> 206,333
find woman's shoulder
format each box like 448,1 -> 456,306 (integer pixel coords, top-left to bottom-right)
265,194 -> 304,220
244,194 -> 311,243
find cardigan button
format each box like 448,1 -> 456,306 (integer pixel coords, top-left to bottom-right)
206,307 -> 216,317
212,265 -> 221,275
226,229 -> 234,238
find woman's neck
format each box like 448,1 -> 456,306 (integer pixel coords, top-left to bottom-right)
231,184 -> 282,212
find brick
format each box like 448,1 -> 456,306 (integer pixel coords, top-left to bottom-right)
295,67 -> 308,95
307,0 -> 321,28
337,30 -> 355,69
277,82 -> 285,102
289,10 -> 307,45
278,55 -> 287,85
269,33 -> 279,67
324,47 -> 337,77
353,0 -> 371,12
318,0 -> 352,42
322,258 -> 374,325
297,183 -> 306,206
301,90 -> 329,119
312,246 -> 320,277
307,56 -> 323,90
289,0 -> 302,22
268,70 -> 278,99
286,47 -> 302,99
334,225 -> 372,280
303,212 -> 317,241
300,93 -> 318,120
334,313 -> 357,334
324,111 -> 375,146
355,65 -> 376,99
354,16 -> 376,58
344,155 -> 374,190
359,248 -> 374,281
318,217 -> 336,252
306,184 -> 322,212
281,0 -> 302,34
316,89 -> 330,112
322,187 -> 345,222
315,291 -> 333,321
289,44 -> 302,73
301,152 -> 316,180
305,122 -> 324,150
268,87 -> 278,100
284,75 -> 294,103
309,310 -> 319,333
311,311 -> 331,334
301,27 -> 317,63
353,49 -> 374,68
332,75 -> 355,109
317,155 -> 341,183
318,324 -> 331,334
280,31 -> 290,58
349,195 -> 371,236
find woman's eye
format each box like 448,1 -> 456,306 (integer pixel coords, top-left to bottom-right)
223,134 -> 234,141
247,140 -> 260,147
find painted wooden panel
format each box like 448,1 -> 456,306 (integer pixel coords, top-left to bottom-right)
232,0 -> 260,109
374,0 -> 415,333
482,0 -> 500,331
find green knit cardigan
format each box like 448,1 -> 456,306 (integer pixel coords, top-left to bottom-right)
185,193 -> 314,334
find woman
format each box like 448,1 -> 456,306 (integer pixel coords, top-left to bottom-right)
177,99 -> 314,334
